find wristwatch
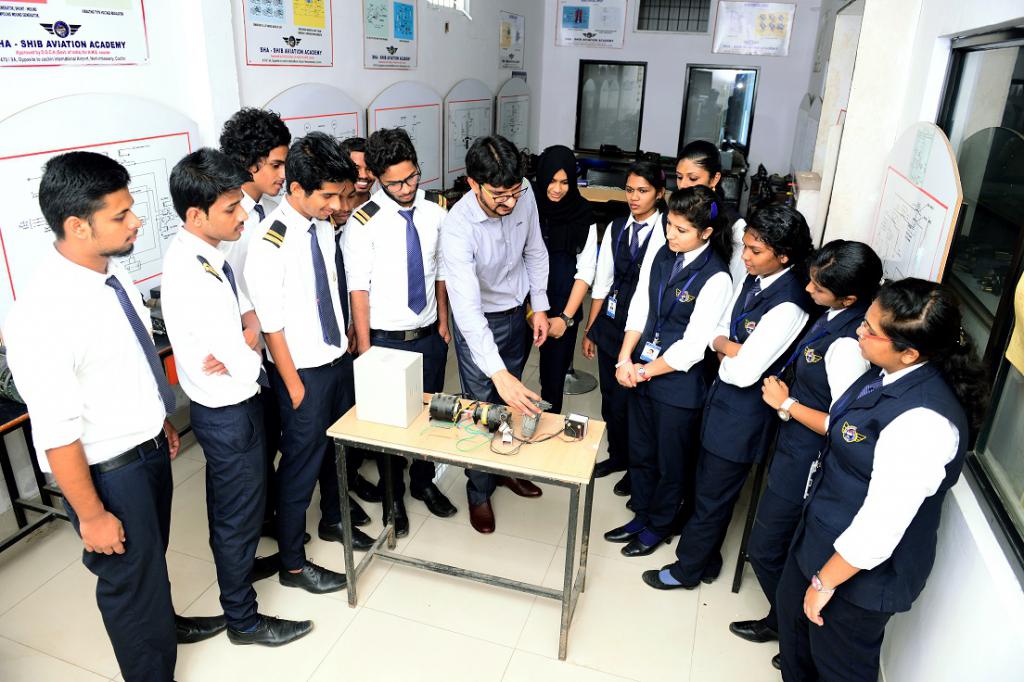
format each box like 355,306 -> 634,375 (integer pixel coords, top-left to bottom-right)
777,397 -> 799,421
559,313 -> 575,328
811,572 -> 835,594
637,366 -> 647,378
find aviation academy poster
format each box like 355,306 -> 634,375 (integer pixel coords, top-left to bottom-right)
244,0 -> 334,66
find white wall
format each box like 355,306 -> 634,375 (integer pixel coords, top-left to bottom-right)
535,0 -> 822,172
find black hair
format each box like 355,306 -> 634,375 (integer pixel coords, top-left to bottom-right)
285,131 -> 357,195
339,137 -> 367,155
465,135 -> 524,188
625,159 -> 667,214
876,278 -> 989,433
676,140 -> 723,179
808,240 -> 883,302
38,151 -> 131,239
364,128 -> 417,178
666,186 -> 732,265
169,148 -> 252,221
219,107 -> 292,173
745,204 -> 814,274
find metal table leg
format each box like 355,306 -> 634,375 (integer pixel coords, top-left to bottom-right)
579,481 -> 594,593
731,460 -> 766,593
559,485 -> 581,660
382,454 -> 396,550
335,442 -> 357,607
0,434 -> 26,528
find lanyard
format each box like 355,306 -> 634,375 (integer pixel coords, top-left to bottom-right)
774,315 -> 833,377
610,220 -> 652,296
654,249 -> 711,341
730,286 -> 761,340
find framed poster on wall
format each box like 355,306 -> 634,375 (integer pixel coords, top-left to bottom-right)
555,0 -> 626,49
363,0 -> 418,69
712,1 -> 795,57
243,0 -> 334,66
499,11 -> 525,69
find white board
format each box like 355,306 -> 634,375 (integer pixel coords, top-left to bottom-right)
0,94 -> 198,326
869,122 -> 963,282
265,83 -> 365,143
368,81 -> 443,190
444,79 -> 493,188
496,77 -> 530,152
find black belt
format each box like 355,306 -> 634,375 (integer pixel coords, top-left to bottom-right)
91,432 -> 168,475
309,354 -> 348,371
484,304 -> 525,320
371,321 -> 437,342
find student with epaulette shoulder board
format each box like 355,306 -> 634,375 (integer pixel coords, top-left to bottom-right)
603,185 -> 734,557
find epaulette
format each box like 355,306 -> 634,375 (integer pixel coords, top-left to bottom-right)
352,201 -> 380,226
424,190 -> 447,210
262,220 -> 287,248
195,255 -> 222,282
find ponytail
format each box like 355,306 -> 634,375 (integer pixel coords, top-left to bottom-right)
666,185 -> 733,265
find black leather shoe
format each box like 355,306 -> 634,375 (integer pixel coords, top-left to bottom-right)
175,614 -> 227,644
383,500 -> 410,538
250,554 -> 281,582
603,523 -> 642,543
613,472 -> 631,497
622,535 -> 669,557
260,519 -> 311,544
593,459 -> 626,478
279,561 -> 347,594
411,483 -> 457,518
227,615 -> 314,647
729,618 -> 778,643
351,474 -> 382,503
349,496 -> 371,526
318,522 -> 375,550
641,569 -> 697,591
772,654 -> 782,671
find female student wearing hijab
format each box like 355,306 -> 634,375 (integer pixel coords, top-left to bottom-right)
642,204 -> 816,589
728,240 -> 881,658
776,278 -> 987,682
530,145 -> 598,415
603,186 -> 734,557
675,141 -> 747,285
583,161 -> 666,494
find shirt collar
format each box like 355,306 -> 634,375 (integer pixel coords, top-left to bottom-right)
280,195 -> 318,232
681,241 -> 709,266
826,307 -> 844,320
628,211 -> 660,233
177,229 -> 227,269
465,190 -> 493,224
882,361 -> 926,386
757,266 -> 792,292
50,245 -> 112,286
240,190 -> 257,213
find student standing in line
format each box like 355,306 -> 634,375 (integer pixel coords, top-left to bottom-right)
163,148 -> 312,646
4,152 -> 225,682
529,145 -> 598,415
346,127 -> 458,534
643,205 -> 815,590
729,241 -> 881,666
604,186 -> 734,557
582,161 -> 666,497
776,279 -> 987,682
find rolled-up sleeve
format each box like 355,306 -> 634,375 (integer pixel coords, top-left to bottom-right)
522,195 -> 550,313
243,239 -> 287,334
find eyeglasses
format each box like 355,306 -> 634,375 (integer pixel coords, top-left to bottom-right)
858,319 -> 891,343
380,167 -> 422,192
481,184 -> 529,204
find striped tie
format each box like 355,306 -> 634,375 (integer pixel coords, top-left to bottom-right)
309,224 -> 342,347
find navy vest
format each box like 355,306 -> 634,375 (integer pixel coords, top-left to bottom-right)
767,303 -> 870,503
546,250 -> 581,322
587,216 -> 654,353
633,245 -> 728,409
700,271 -> 815,463
793,364 -> 968,613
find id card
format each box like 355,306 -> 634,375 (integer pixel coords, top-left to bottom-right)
640,341 -> 661,362
606,295 -> 617,319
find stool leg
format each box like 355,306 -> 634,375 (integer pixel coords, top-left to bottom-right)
0,433 -> 27,527
731,460 -> 767,593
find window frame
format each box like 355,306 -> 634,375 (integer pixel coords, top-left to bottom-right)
676,63 -> 760,157
633,0 -> 712,36
574,59 -> 649,155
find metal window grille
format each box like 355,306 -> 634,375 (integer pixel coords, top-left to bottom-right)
637,0 -> 710,33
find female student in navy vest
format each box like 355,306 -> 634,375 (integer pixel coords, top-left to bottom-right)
529,146 -> 598,415
728,240 -> 882,655
603,186 -> 734,557
776,279 -> 988,682
642,204 -> 815,589
582,161 -> 666,495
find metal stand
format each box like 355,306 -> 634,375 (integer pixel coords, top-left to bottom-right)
563,367 -> 597,395
731,459 -> 767,593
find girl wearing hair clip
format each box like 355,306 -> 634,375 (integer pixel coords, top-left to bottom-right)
727,240 -> 882,666
602,186 -> 734,557
776,278 -> 987,682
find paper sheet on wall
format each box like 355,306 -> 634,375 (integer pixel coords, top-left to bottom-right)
363,0 -> 418,69
372,105 -> 441,187
555,0 -> 626,49
499,11 -> 525,69
713,1 -> 795,57
243,0 -> 333,66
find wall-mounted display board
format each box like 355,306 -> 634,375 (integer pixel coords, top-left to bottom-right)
444,79 -> 493,188
556,0 -> 626,49
368,81 -> 442,190
242,0 -> 333,66
713,1 -> 795,57
265,83 -> 364,144
496,77 -> 530,152
869,122 -> 963,282
363,0 -> 418,69
0,0 -> 149,66
0,94 -> 198,325
499,11 -> 525,69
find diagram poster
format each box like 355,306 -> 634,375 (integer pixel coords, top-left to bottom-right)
0,0 -> 149,66
498,10 -> 524,69
363,0 -> 417,70
243,0 -> 333,67
555,0 -> 626,49
713,1 -> 795,57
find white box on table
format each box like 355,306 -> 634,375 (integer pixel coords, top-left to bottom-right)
352,346 -> 423,428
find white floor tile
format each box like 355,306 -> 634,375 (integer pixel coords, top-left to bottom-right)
430,481 -> 570,547
0,522 -> 81,616
503,650 -> 637,682
170,453 -> 206,488
0,636 -> 108,682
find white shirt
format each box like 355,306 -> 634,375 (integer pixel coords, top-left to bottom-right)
572,223 -> 600,287
714,267 -> 810,387
833,363 -> 960,570
344,187 -> 447,331
223,189 -> 277,303
592,211 -> 664,301
728,218 -> 748,286
625,242 -> 734,372
161,230 -> 263,409
244,197 -> 347,369
820,308 -> 871,409
4,248 -> 167,471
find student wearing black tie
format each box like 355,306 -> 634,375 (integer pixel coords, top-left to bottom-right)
776,279 -> 987,681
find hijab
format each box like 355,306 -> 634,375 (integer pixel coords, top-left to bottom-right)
533,145 -> 593,254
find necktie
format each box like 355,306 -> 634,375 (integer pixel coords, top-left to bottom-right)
630,222 -> 646,259
742,277 -> 763,310
399,208 -> 427,315
222,261 -> 269,388
857,375 -> 884,400
334,246 -> 350,328
309,224 -> 342,347
253,203 -> 265,223
669,253 -> 686,281
105,276 -> 176,414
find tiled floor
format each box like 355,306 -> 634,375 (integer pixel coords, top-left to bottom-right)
0,338 -> 783,682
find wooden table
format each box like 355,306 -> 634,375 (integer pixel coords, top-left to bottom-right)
580,185 -> 626,203
327,398 -> 606,660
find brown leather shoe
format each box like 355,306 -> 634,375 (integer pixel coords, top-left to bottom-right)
469,501 -> 495,533
498,477 -> 542,497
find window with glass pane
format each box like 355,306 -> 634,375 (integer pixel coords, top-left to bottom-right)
575,61 -> 648,154
678,65 -> 758,156
637,0 -> 710,33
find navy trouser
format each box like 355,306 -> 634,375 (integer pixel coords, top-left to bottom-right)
371,331 -> 448,496
776,553 -> 893,682
452,309 -> 528,505
527,322 -> 580,416
748,484 -> 803,632
64,437 -> 176,682
668,448 -> 750,585
595,346 -> 630,468
261,357 -> 282,525
271,355 -> 351,570
627,392 -> 700,537
191,395 -> 265,630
